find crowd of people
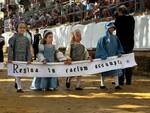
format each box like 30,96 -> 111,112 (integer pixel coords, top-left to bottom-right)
2,0 -> 142,32
0,4 -> 135,93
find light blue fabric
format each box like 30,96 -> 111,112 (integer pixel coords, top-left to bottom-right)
30,77 -> 40,90
8,34 -> 32,61
96,22 -> 124,76
40,78 -> 49,89
105,22 -> 115,30
31,44 -> 58,90
50,78 -> 58,88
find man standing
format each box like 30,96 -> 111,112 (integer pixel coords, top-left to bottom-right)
114,5 -> 135,85
0,28 -> 5,62
33,28 -> 42,60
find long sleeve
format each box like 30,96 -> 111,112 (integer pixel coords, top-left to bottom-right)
65,44 -> 71,59
0,36 -> 5,49
1,40 -> 4,47
8,37 -> 15,61
116,37 -> 124,55
36,44 -> 46,62
26,39 -> 32,61
84,48 -> 90,60
56,50 -> 67,61
95,37 -> 108,60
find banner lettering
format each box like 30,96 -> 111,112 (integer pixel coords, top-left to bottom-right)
7,53 -> 137,77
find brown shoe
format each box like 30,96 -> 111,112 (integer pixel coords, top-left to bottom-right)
75,87 -> 83,90
17,89 -> 24,93
66,77 -> 71,88
115,86 -> 122,90
100,86 -> 107,89
14,83 -> 17,89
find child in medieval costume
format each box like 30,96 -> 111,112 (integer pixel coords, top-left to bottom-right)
31,30 -> 71,91
65,29 -> 92,90
95,22 -> 124,90
8,22 -> 32,93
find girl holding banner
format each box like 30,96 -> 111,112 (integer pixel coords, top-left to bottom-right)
31,30 -> 71,91
96,22 -> 124,90
65,29 -> 92,90
8,22 -> 32,93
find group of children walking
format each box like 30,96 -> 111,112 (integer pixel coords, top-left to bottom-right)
5,20 -> 125,93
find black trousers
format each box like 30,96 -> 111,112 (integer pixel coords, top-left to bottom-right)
119,67 -> 133,85
0,50 -> 4,62
119,48 -> 133,85
33,45 -> 39,60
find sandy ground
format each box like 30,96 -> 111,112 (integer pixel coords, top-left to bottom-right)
0,70 -> 150,113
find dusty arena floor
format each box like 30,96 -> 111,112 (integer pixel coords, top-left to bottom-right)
0,70 -> 150,113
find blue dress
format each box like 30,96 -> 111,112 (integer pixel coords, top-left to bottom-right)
32,44 -> 58,90
95,30 -> 124,76
8,34 -> 32,62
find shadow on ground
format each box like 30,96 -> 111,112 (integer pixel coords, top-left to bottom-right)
0,70 -> 150,113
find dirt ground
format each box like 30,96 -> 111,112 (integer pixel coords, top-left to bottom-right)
0,70 -> 150,113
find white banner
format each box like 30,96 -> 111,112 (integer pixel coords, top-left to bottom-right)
7,53 -> 137,77
0,63 -> 4,69
3,15 -> 150,49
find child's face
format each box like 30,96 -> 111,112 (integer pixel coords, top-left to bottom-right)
17,23 -> 26,34
74,32 -> 81,42
45,34 -> 53,44
108,27 -> 115,33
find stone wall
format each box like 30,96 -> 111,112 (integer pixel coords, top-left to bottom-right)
133,49 -> 150,76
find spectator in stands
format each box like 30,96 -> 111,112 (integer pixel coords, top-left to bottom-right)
114,5 -> 135,85
29,16 -> 36,28
101,8 -> 112,21
33,28 -> 42,60
144,0 -> 150,13
127,0 -> 135,13
51,8 -> 60,25
67,3 -> 74,22
93,2 -> 100,19
4,16 -> 13,32
0,28 -> 5,63
39,13 -> 46,27
86,3 -> 95,20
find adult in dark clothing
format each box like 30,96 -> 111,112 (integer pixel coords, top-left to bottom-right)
33,28 -> 42,60
114,5 -> 135,85
0,28 -> 5,62
89,0 -> 96,3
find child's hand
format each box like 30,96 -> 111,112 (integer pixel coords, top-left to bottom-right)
88,56 -> 93,62
42,60 -> 47,64
118,54 -> 122,58
101,57 -> 107,60
64,58 -> 72,65
27,61 -> 32,64
7,60 -> 12,63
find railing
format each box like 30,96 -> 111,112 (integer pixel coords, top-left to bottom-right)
21,0 -> 146,28
2,0 -> 147,32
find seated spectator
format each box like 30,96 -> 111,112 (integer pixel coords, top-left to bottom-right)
101,8 -> 112,21
93,2 -> 100,19
51,8 -> 60,25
